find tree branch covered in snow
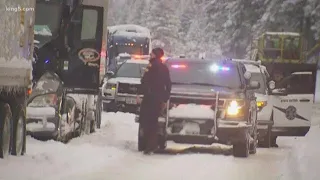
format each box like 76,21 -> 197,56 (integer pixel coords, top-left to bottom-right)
107,0 -> 320,57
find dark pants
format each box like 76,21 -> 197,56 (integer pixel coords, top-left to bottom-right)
139,98 -> 162,152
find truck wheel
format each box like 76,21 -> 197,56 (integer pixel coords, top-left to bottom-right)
0,103 -> 12,158
11,107 -> 26,156
233,137 -> 249,157
249,125 -> 257,154
138,124 -> 146,151
96,95 -> 102,129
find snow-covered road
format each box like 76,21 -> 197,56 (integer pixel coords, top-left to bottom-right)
0,105 -> 319,180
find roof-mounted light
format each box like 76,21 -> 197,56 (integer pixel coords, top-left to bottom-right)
171,64 -> 187,68
210,64 -> 230,72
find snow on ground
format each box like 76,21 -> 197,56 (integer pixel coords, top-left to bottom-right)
0,106 -> 319,180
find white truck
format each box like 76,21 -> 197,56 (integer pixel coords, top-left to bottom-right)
0,0 -> 36,158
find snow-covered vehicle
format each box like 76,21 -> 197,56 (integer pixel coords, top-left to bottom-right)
0,0 -> 35,158
26,72 -> 80,142
232,59 -> 274,147
102,59 -> 149,113
136,58 -> 261,157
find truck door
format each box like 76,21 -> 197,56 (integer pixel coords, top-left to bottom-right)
271,73 -> 314,133
62,5 -> 104,92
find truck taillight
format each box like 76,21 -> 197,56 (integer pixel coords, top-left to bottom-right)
27,88 -> 32,95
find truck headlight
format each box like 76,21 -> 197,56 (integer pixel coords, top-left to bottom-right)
106,84 -> 116,90
257,101 -> 267,111
227,100 -> 241,116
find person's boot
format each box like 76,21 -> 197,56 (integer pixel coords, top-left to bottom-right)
271,137 -> 278,148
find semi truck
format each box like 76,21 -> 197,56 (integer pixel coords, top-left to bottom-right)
106,24 -> 151,72
26,0 -> 108,142
0,0 -> 36,158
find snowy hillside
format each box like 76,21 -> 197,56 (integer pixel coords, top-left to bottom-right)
108,0 -> 320,57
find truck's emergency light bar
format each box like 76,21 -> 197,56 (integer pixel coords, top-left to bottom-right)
210,64 -> 230,71
171,64 -> 187,68
170,63 -> 230,71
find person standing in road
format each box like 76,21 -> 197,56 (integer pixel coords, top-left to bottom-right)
137,47 -> 171,155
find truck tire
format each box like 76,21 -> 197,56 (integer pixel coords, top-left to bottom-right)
11,106 -> 26,156
0,103 -> 12,158
233,137 -> 249,158
96,94 -> 102,129
138,124 -> 146,151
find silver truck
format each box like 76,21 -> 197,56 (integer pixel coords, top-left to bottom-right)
0,0 -> 36,158
102,59 -> 148,113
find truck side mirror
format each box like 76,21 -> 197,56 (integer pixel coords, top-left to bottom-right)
268,80 -> 275,90
244,71 -> 251,80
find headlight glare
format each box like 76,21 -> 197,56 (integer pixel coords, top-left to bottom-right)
227,100 -> 241,116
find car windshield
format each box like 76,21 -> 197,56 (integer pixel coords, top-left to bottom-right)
116,62 -> 148,78
250,72 -> 267,94
167,61 -> 241,89
34,3 -> 61,36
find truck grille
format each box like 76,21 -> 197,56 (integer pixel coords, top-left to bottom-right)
170,97 -> 225,107
117,83 -> 140,94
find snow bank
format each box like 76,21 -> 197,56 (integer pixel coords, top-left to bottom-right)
0,137 -> 126,180
169,104 -> 215,119
26,107 -> 56,118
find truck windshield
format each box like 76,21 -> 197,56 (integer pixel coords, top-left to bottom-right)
167,62 -> 241,89
34,3 -> 61,36
115,45 -> 145,56
116,63 -> 147,78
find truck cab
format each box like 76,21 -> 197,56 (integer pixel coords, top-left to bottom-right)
106,24 -> 151,72
28,0 -> 108,140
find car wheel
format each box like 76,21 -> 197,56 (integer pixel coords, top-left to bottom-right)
138,124 -> 146,151
233,136 -> 249,158
0,103 -> 12,158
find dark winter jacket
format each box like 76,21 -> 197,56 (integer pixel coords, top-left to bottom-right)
139,58 -> 171,103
